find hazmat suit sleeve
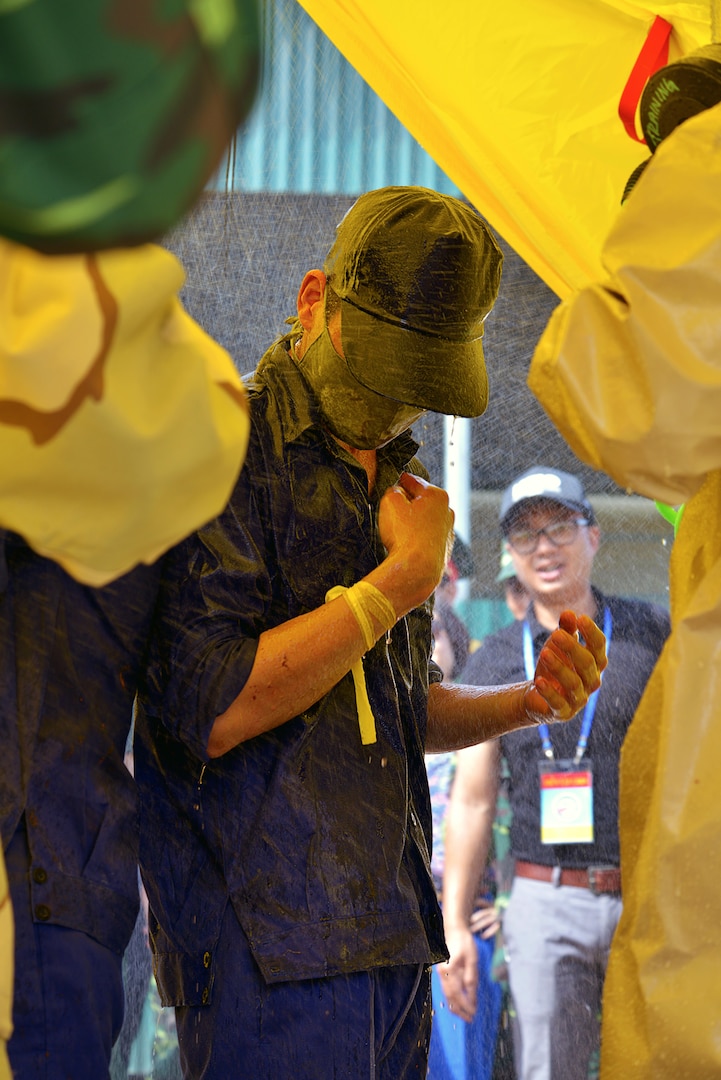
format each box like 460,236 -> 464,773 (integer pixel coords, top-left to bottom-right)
528,98 -> 721,1080
0,239 -> 250,586
529,98 -> 721,508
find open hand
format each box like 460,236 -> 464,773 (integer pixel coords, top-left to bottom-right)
469,899 -> 501,940
525,610 -> 608,725
440,925 -> 480,1023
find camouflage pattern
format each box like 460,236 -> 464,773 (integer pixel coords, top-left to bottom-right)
0,0 -> 260,253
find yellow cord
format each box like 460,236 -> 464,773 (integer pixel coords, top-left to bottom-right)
325,581 -> 397,745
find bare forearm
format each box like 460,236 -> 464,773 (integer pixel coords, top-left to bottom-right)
426,680 -> 534,753
442,797 -> 494,928
442,740 -> 500,929
208,596 -> 367,756
427,613 -> 607,752
208,552 -> 437,758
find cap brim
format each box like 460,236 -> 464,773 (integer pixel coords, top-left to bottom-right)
500,496 -> 592,531
339,298 -> 489,418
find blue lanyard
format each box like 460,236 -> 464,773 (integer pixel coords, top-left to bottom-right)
522,606 -> 612,764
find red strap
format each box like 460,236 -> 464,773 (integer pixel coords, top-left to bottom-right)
618,15 -> 673,142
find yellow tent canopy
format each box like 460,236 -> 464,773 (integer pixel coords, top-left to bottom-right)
298,0 -> 713,298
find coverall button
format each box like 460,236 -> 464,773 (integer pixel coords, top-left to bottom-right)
32,867 -> 47,884
35,904 -> 51,921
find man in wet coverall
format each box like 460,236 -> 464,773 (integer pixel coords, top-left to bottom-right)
134,187 -> 607,1079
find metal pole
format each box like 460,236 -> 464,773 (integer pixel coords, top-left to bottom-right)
443,414 -> 471,604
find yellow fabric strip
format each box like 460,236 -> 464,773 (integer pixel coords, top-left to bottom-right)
325,581 -> 397,745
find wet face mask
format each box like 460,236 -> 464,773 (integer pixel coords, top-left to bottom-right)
296,326 -> 425,450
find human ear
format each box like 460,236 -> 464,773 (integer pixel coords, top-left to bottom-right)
296,269 -> 327,331
587,524 -> 601,555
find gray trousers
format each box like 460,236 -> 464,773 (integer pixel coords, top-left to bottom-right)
502,875 -> 622,1080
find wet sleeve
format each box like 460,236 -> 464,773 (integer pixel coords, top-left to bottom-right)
153,467 -> 272,760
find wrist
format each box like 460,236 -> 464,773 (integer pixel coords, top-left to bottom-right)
366,553 -> 436,620
478,682 -> 535,739
444,918 -> 473,936
327,581 -> 396,652
440,904 -> 473,933
520,680 -> 547,728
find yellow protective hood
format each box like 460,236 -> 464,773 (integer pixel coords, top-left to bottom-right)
0,240 -> 249,585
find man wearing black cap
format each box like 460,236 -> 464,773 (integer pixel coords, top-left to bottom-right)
134,193 -> 607,1079
441,466 -> 669,1080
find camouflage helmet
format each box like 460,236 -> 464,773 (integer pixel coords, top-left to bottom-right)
0,0 -> 260,253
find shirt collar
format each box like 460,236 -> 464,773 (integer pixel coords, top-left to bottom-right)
248,336 -> 421,470
527,586 -> 605,640
248,337 -> 320,444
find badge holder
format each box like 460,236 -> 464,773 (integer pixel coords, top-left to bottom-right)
539,758 -> 594,845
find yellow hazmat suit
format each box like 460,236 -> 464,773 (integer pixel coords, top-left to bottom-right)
0,240 -> 249,586
529,99 -> 721,1079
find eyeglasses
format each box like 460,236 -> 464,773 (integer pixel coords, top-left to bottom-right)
506,518 -> 589,556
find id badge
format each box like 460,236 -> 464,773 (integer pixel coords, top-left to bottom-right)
538,759 -> 594,844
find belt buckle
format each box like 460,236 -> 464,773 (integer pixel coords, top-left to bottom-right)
587,866 -> 618,895
587,866 -> 602,895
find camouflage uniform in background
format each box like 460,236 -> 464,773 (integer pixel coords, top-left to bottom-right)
0,0 -> 260,253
